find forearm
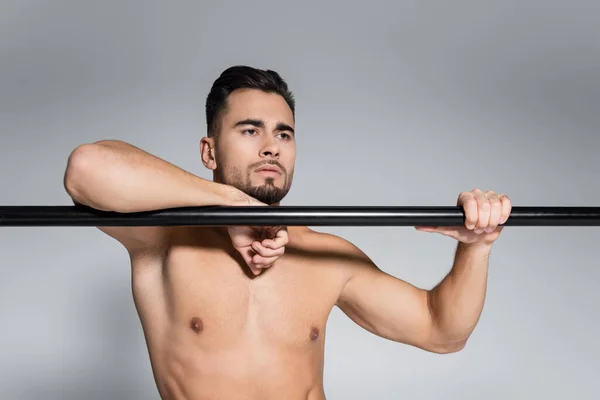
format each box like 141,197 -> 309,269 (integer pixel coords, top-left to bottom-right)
63,140 -> 244,213
427,242 -> 492,347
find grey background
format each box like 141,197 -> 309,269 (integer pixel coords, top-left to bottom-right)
1,1 -> 599,399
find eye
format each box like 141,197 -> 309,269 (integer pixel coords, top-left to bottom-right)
243,129 -> 257,135
277,133 -> 293,140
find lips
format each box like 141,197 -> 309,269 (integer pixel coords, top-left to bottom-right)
256,165 -> 282,174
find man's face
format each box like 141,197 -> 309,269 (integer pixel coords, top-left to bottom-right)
204,89 -> 296,205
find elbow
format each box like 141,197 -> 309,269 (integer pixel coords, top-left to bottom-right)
433,341 -> 467,354
423,326 -> 469,354
426,337 -> 468,354
63,143 -> 99,201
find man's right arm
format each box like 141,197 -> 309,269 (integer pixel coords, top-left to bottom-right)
63,140 -> 248,254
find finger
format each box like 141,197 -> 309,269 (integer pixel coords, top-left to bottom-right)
416,226 -> 460,237
459,192 -> 478,230
263,229 -> 289,249
485,191 -> 502,232
242,250 -> 262,275
259,226 -> 284,241
473,189 -> 491,232
248,263 -> 262,276
261,239 -> 279,249
238,248 -> 261,275
252,254 -> 279,268
499,194 -> 512,224
424,227 -> 461,237
252,241 -> 285,258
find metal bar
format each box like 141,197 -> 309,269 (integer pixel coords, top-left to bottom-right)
0,205 -> 599,227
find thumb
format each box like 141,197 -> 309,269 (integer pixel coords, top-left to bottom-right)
416,226 -> 463,239
238,248 -> 260,275
414,226 -> 439,232
248,264 -> 262,276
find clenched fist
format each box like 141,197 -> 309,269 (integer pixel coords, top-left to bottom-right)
227,190 -> 289,275
415,188 -> 512,246
228,225 -> 289,275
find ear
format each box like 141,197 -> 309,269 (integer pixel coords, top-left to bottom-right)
200,137 -> 217,170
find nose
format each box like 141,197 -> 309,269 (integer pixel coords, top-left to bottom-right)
259,135 -> 280,159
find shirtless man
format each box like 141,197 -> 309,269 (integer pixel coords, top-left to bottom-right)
63,65 -> 512,400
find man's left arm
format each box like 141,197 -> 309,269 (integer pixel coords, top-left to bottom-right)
336,189 -> 511,354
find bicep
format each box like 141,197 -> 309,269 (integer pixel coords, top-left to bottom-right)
337,262 -> 440,351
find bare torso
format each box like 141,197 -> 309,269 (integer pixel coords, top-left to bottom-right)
129,226 -> 349,400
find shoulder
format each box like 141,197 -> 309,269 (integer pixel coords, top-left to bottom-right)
126,226 -> 213,261
291,227 -> 377,272
305,228 -> 359,250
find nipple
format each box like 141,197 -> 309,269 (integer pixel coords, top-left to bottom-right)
309,327 -> 320,341
190,317 -> 204,334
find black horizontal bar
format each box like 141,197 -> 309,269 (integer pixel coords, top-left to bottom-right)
0,205 -> 599,227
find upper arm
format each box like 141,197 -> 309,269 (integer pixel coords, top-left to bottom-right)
334,238 -> 447,353
64,150 -> 171,256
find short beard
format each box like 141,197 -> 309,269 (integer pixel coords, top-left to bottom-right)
216,163 -> 292,205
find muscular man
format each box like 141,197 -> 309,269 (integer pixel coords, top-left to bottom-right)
63,65 -> 512,400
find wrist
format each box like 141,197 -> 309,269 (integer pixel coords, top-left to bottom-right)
193,181 -> 242,207
220,185 -> 245,206
458,241 -> 492,254
223,186 -> 263,206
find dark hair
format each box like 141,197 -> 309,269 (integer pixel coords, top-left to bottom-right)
205,65 -> 295,137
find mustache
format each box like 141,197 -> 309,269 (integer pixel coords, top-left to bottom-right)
249,160 -> 286,174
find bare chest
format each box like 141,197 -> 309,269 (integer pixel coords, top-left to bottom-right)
135,242 -> 344,349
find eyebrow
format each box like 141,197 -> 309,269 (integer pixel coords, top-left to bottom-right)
234,119 -> 295,135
